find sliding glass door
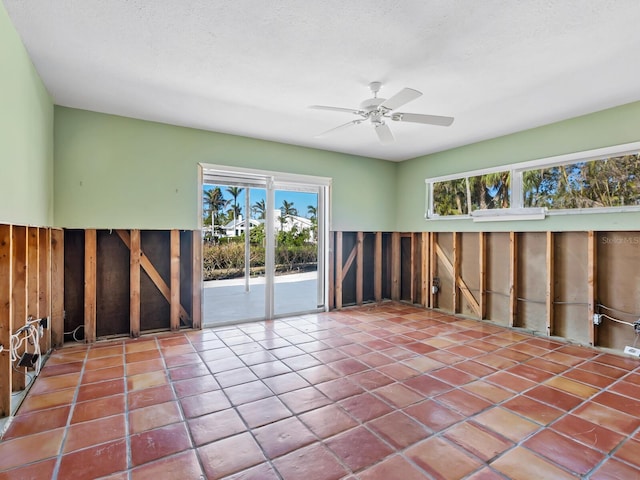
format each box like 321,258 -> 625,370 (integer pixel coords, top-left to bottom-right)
201,167 -> 329,325
273,184 -> 324,317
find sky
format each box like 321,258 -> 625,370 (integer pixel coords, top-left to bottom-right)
204,184 -> 317,219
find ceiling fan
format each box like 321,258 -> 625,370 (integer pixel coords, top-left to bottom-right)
310,82 -> 454,145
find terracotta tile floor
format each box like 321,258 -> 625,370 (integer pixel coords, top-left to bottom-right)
1,303 -> 640,479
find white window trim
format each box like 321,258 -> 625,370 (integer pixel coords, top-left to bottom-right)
425,141 -> 640,221
200,163 -> 332,319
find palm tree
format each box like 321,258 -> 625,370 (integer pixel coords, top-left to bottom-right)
307,205 -> 318,241
306,205 -> 317,220
226,186 -> 244,232
203,186 -> 228,228
252,199 -> 266,220
280,200 -> 297,231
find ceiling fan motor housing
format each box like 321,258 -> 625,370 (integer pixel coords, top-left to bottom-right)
359,97 -> 385,112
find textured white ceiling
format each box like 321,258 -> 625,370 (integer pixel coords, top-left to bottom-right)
4,0 -> 640,161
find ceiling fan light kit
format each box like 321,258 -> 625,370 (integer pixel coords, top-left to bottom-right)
311,82 -> 454,144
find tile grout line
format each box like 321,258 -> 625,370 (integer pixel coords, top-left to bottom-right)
50,344 -> 91,480
122,339 -> 132,480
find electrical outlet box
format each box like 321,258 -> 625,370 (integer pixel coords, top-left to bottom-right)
593,314 -> 602,325
17,352 -> 39,367
624,346 -> 640,358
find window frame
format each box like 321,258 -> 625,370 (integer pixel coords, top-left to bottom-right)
425,141 -> 640,220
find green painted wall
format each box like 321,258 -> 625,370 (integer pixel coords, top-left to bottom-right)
0,3 -> 53,226
397,101 -> 640,232
54,107 -> 397,231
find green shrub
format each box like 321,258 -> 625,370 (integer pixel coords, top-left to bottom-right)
203,238 -> 317,281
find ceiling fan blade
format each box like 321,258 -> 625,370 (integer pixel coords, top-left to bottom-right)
375,123 -> 394,145
315,120 -> 361,138
392,112 -> 454,127
379,88 -> 422,111
309,105 -> 362,115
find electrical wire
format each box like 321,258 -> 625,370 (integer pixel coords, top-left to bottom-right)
517,297 -> 546,305
600,313 -> 637,328
64,325 -> 84,343
597,304 -> 640,318
484,290 -> 510,298
6,317 -> 45,398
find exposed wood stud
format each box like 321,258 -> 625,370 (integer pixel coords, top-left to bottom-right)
410,233 -> 417,303
38,228 -> 50,353
341,242 -> 358,282
328,232 -> 335,309
335,232 -> 343,309
429,233 -> 437,309
452,232 -> 460,314
356,232 -> 364,305
479,232 -> 486,320
170,230 -> 180,331
27,228 -> 39,320
587,231 -> 597,346
130,230 -> 141,338
546,231 -> 554,337
374,232 -> 382,302
421,232 -> 428,307
38,229 -> 48,319
435,243 -> 480,317
50,229 -> 64,348
509,232 -> 517,328
11,226 -> 27,391
115,230 -> 189,324
84,229 -> 97,343
391,232 -> 401,300
0,225 -> 13,417
191,230 -> 202,330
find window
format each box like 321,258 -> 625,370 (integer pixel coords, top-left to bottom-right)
432,171 -> 510,216
426,142 -> 640,220
523,154 -> 640,210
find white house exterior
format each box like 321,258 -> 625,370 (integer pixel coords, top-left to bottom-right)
221,215 -> 261,237
220,211 -> 316,241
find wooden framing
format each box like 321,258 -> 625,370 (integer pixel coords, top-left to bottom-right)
3,223 -> 639,417
374,232 -> 382,302
508,232 -> 517,327
429,233 -> 437,309
50,229 -> 64,348
115,230 -> 190,326
355,232 -> 364,305
587,231 -> 597,346
434,241 -> 481,318
391,232 -> 401,300
11,226 -> 27,391
452,232 -> 460,314
545,231 -> 554,336
27,227 -> 39,321
409,233 -> 417,303
130,230 -> 141,337
478,232 -> 486,319
38,228 -> 51,352
0,225 -> 12,417
84,229 -> 97,343
328,232 -> 335,309
170,230 -> 181,331
191,230 -> 202,330
335,232 -> 343,309
421,232 -> 429,308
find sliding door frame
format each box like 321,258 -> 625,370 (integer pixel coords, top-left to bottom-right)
200,163 -> 331,321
